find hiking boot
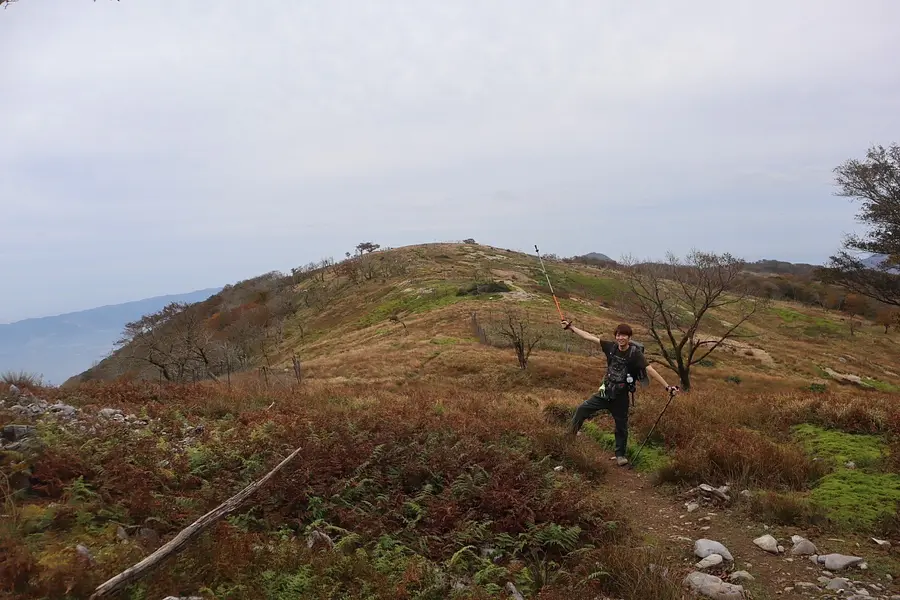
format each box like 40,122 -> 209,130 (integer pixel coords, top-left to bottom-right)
615,456 -> 629,466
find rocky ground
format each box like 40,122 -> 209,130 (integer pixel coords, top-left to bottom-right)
591,441 -> 900,600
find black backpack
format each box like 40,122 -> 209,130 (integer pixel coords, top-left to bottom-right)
603,341 -> 650,406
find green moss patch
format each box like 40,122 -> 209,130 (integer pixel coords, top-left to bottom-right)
810,470 -> 900,531
791,424 -> 900,532
791,424 -> 888,469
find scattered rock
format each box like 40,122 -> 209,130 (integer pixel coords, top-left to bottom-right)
729,571 -> 754,583
818,553 -> 866,571
553,465 -> 564,472
76,544 -> 96,567
695,539 -> 734,562
48,403 -> 78,417
99,408 -> 123,419
753,534 -> 780,554
740,489 -> 752,499
683,571 -> 746,599
506,582 -> 525,600
686,501 -> 700,512
873,538 -> 892,548
697,554 -> 724,569
793,581 -> 817,591
846,460 -> 857,469
1,424 -> 35,443
8,384 -> 21,396
790,535 -> 818,555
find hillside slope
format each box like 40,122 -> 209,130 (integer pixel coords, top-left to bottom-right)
73,241 -> 900,396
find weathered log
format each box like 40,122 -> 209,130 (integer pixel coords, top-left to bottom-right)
89,446 -> 303,599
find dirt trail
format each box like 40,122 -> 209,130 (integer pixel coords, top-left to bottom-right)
593,453 -> 898,599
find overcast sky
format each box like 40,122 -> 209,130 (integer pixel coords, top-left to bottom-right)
2,1 -> 898,323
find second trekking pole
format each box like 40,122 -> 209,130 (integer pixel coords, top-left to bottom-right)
628,386 -> 679,470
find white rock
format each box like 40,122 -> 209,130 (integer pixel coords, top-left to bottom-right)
790,536 -> 818,555
794,582 -> 817,591
686,501 -> 700,512
753,534 -> 780,554
683,572 -> 746,599
553,465 -> 564,472
873,537 -> 892,548
826,577 -> 851,591
729,571 -> 754,583
821,553 -> 865,571
695,539 -> 734,561
697,554 -> 724,569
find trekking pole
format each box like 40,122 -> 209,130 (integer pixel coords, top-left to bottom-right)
534,244 -> 565,322
628,386 -> 679,470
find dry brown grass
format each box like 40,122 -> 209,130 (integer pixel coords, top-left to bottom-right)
2,378 -> 694,599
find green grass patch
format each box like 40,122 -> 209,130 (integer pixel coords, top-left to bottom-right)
772,307 -> 806,323
791,423 -> 888,469
583,422 -> 669,473
810,470 -> 900,531
771,307 -> 843,337
430,336 -> 461,346
535,268 -> 626,301
862,377 -> 900,393
359,285 -> 465,327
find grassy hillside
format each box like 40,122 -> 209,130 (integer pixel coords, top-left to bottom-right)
5,241 -> 900,598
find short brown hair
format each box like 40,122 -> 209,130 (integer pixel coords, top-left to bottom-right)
614,323 -> 633,337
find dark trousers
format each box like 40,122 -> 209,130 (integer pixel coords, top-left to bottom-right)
569,390 -> 630,457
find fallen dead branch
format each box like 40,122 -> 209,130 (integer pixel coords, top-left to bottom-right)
680,483 -> 732,505
89,446 -> 303,599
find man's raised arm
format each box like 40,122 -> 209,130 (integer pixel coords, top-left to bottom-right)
562,320 -> 602,345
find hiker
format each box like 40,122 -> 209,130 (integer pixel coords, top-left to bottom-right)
562,319 -> 678,465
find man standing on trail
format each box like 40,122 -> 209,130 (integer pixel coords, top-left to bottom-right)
562,320 -> 678,466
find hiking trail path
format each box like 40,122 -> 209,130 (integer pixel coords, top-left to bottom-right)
579,433 -> 899,600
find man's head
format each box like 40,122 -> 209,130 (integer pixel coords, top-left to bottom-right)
614,323 -> 633,349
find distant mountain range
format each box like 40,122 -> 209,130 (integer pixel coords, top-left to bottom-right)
0,287 -> 222,385
860,253 -> 900,273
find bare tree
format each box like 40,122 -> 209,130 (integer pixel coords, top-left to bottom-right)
116,302 -> 189,381
818,143 -> 900,306
620,250 -> 767,391
494,307 -> 542,370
